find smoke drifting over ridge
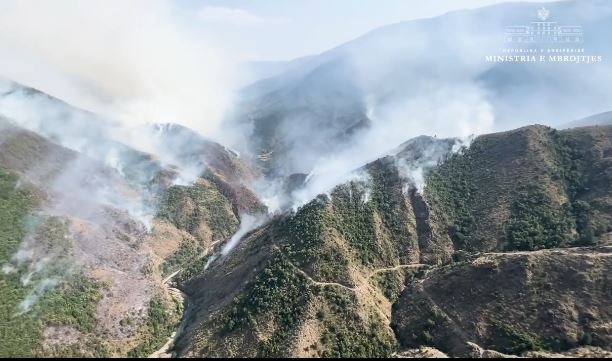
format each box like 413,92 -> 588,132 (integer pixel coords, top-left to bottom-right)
1,0 -> 612,269
0,0 -> 239,141
0,117 -> 156,312
0,79 -> 217,191
227,0 -> 612,215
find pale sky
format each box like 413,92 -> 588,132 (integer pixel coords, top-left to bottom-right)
0,0 -> 564,136
179,0 -> 562,61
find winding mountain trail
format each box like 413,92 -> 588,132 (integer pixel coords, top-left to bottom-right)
367,264 -> 428,278
272,243 -> 430,293
293,263 -> 429,293
293,267 -> 356,291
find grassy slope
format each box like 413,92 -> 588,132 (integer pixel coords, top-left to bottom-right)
157,178 -> 239,246
391,125 -> 612,357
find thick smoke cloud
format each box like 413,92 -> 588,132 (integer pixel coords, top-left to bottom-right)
2,0 -> 612,281
236,0 -> 612,213
0,0 -> 239,141
0,79 -> 214,190
0,0 -> 249,308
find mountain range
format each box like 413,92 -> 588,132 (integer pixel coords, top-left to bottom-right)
1,0 -> 612,358
228,0 -> 612,179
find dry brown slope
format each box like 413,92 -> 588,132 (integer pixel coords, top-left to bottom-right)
392,246 -> 612,357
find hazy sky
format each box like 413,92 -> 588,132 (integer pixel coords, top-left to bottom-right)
0,0 -> 563,137
180,0 -> 562,61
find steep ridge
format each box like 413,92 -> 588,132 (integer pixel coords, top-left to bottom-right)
424,125 -> 612,253
174,156 -> 433,357
2,76 -> 612,358
0,116 -> 262,357
228,0 -> 612,179
171,124 -> 612,358
0,80 -> 262,200
0,118 -> 177,357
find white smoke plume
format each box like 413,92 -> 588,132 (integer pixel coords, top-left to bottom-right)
0,115 -> 155,312
0,0 -> 240,141
205,214 -> 268,268
2,213 -> 75,313
0,0 -> 245,311
221,214 -> 266,256
395,135 -> 476,193
250,83 -> 488,213
18,277 -> 60,314
229,0 -> 612,213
